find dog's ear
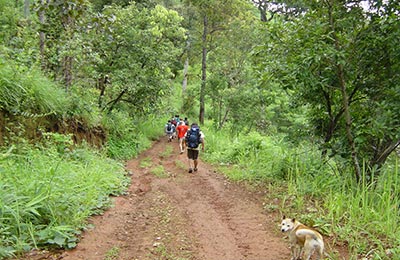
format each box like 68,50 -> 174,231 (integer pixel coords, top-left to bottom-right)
292,218 -> 296,222
282,215 -> 285,220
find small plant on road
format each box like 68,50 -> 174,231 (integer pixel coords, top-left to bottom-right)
104,246 -> 120,260
151,165 -> 168,178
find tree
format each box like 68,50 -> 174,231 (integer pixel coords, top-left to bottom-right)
183,0 -> 253,125
353,0 -> 400,171
35,0 -> 89,90
255,0 -> 400,180
87,3 -> 186,114
206,13 -> 261,131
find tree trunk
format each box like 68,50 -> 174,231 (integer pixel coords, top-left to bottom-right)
182,57 -> 189,94
220,108 -> 229,129
257,2 -> 267,22
39,0 -> 47,71
63,56 -> 73,92
199,15 -> 208,125
321,89 -> 344,157
328,1 -> 361,181
98,75 -> 109,108
337,63 -> 362,182
24,0 -> 30,18
107,89 -> 127,113
370,139 -> 400,171
63,13 -> 74,91
182,36 -> 190,95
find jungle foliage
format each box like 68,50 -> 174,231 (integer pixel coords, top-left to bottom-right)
0,0 -> 399,259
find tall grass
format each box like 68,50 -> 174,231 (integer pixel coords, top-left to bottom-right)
203,121 -> 399,259
324,163 -> 400,258
0,61 -> 68,116
0,139 -> 130,259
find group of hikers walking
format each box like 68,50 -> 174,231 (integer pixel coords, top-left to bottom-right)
164,115 -> 205,173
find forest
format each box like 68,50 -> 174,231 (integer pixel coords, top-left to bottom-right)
0,0 -> 399,259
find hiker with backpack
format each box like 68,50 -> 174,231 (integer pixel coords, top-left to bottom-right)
165,120 -> 175,142
171,116 -> 178,139
176,121 -> 189,154
184,122 -> 205,173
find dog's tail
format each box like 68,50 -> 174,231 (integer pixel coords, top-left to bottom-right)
296,229 -> 323,241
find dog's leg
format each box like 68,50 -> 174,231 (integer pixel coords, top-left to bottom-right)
303,246 -> 315,260
293,245 -> 302,260
290,245 -> 296,260
299,246 -> 304,259
290,245 -> 299,260
316,246 -> 324,260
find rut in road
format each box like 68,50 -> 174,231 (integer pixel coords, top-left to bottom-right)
61,138 -> 291,260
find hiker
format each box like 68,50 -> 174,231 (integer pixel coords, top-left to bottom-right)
174,115 -> 180,125
184,117 -> 189,126
176,121 -> 189,154
171,116 -> 178,139
165,120 -> 175,142
184,122 -> 205,173
171,116 -> 177,127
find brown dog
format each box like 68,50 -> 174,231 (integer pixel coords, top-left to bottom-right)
280,216 -> 324,260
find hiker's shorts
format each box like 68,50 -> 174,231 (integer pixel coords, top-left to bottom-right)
187,148 -> 199,160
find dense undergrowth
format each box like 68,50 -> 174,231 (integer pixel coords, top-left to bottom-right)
202,122 -> 399,259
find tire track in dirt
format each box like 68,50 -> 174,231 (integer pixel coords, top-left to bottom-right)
48,138 -> 291,260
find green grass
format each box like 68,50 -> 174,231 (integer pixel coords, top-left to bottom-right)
0,61 -> 69,116
150,165 -> 168,178
323,167 -> 400,258
104,246 -> 120,260
159,145 -> 173,158
174,159 -> 186,170
0,140 -> 130,258
140,157 -> 153,168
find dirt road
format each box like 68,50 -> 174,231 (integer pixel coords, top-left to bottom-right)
27,138 -> 319,260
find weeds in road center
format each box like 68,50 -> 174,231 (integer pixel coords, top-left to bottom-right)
104,246 -> 120,260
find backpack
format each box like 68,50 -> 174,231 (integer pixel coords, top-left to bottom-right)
166,123 -> 172,132
186,126 -> 201,148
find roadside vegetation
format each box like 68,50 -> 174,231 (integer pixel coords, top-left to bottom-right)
203,122 -> 399,259
0,0 -> 399,259
0,141 -> 129,258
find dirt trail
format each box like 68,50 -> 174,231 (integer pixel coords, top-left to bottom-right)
25,138 -> 349,260
55,138 -> 291,260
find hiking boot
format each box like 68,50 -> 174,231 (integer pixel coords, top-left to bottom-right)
188,168 -> 193,173
194,168 -> 198,172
